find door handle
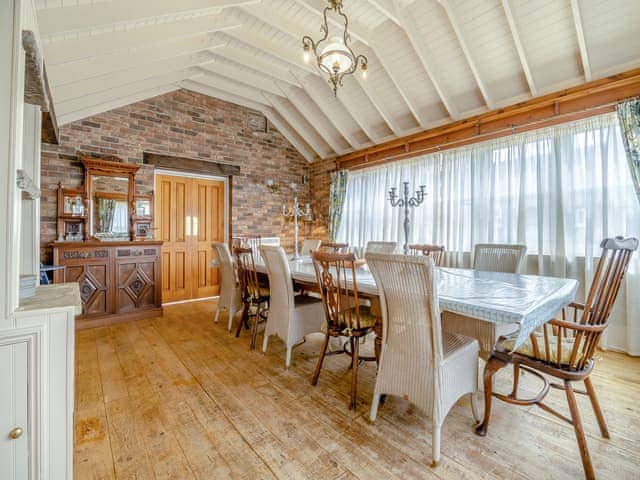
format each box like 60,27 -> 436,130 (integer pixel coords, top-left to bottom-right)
8,426 -> 23,440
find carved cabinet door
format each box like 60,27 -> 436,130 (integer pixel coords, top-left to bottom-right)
59,254 -> 110,316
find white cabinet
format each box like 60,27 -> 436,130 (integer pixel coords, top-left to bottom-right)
0,338 -> 30,478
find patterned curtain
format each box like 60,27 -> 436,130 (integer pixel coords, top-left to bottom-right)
617,98 -> 640,205
328,169 -> 348,242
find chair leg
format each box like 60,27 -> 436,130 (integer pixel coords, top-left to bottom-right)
565,380 -> 596,480
475,355 -> 507,436
370,389 -> 381,422
285,345 -> 293,369
511,362 -> 521,398
470,392 -> 481,424
235,303 -> 248,338
431,421 -> 441,467
584,376 -> 610,439
249,306 -> 262,350
262,333 -> 269,354
214,307 -> 220,323
311,334 -> 331,386
350,337 -> 359,410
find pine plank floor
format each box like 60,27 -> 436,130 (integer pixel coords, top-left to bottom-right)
74,300 -> 640,479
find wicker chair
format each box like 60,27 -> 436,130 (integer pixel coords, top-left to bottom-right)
476,236 -> 638,480
260,246 -> 325,368
366,253 -> 480,466
408,244 -> 445,266
300,239 -> 322,256
311,251 -> 377,409
442,243 -> 527,360
233,246 -> 269,349
319,241 -> 349,253
365,241 -> 398,254
211,242 -> 242,331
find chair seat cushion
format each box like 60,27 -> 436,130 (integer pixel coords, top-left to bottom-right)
501,331 -> 586,365
334,305 -> 377,333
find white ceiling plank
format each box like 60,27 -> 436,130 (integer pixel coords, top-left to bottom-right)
198,62 -> 282,96
501,0 -> 536,97
439,0 -> 493,109
354,74 -> 403,137
43,15 -> 240,65
180,79 -> 267,111
49,35 -> 226,88
266,93 -> 332,158
213,44 -> 301,87
240,2 -> 308,40
570,0 -> 592,82
366,0 -> 401,26
393,1 -> 459,120
195,71 -> 271,105
56,69 -> 201,116
54,54 -> 216,103
290,0 -> 371,45
294,74 -> 366,150
370,38 -> 428,128
278,83 -> 347,155
58,85 -> 179,126
327,81 -> 381,144
262,106 -> 317,162
38,0 -> 259,37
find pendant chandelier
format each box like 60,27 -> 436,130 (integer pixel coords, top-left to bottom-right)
302,0 -> 368,96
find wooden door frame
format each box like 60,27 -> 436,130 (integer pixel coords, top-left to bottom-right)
153,169 -> 230,244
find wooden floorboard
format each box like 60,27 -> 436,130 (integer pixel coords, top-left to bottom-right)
74,300 -> 640,479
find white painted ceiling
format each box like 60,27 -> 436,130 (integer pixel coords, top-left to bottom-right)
36,0 -> 640,162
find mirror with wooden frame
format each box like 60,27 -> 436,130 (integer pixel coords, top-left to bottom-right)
81,157 -> 139,241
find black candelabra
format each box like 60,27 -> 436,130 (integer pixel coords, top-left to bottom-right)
388,182 -> 426,255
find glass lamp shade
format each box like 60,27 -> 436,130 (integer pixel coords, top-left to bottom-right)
320,36 -> 353,74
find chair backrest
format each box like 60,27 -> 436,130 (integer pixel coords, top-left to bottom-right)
366,253 -> 443,366
300,239 -> 322,256
408,244 -> 445,266
366,241 -> 398,254
233,246 -> 262,303
312,251 -> 366,332
260,246 -> 294,313
473,243 -> 526,273
212,242 -> 236,288
319,241 -> 349,253
538,236 -> 638,371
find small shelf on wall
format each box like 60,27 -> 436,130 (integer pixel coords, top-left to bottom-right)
16,169 -> 41,200
56,183 -> 88,242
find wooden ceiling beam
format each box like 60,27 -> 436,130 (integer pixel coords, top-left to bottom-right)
37,0 -> 258,37
213,44 -> 300,87
262,107 -> 317,162
501,0 -> 536,97
570,0 -> 592,82
439,0 -> 493,109
336,68 -> 640,170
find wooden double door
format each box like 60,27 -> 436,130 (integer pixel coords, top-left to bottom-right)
155,174 -> 226,303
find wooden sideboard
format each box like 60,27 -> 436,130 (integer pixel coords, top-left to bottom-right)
52,240 -> 163,329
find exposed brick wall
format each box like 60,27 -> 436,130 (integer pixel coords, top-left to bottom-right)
40,89 -> 319,262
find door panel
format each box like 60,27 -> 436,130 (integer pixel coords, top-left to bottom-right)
155,175 -> 192,302
0,341 -> 29,479
156,175 -> 225,302
191,179 -> 225,299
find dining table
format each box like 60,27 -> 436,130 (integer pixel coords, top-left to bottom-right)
253,255 -> 579,358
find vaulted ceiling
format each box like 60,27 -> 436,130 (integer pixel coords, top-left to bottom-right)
36,0 -> 640,162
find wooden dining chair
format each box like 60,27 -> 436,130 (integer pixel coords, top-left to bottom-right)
408,244 -> 445,266
211,242 -> 242,331
311,251 -> 377,409
319,241 -> 349,253
366,252 -> 480,467
442,243 -> 527,360
260,246 -> 325,367
233,246 -> 269,349
476,236 -> 638,480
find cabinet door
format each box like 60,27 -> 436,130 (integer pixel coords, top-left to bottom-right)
191,178 -> 225,299
0,341 -> 29,479
156,174 -> 192,302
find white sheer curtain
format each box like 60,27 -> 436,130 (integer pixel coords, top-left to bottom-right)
338,113 -> 640,355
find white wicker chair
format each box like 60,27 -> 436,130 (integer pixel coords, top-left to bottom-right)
365,241 -> 398,254
442,243 -> 527,359
366,253 -> 480,466
300,239 -> 322,256
211,242 -> 242,331
260,246 -> 325,368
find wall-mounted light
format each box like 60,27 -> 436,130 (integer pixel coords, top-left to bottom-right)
265,179 -> 279,193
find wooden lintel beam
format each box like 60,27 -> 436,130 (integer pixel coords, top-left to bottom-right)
336,68 -> 640,169
143,152 -> 240,176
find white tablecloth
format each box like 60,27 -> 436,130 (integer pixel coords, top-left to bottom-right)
255,256 -> 579,350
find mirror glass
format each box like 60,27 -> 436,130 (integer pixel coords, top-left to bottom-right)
135,199 -> 151,217
91,175 -> 130,240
